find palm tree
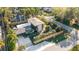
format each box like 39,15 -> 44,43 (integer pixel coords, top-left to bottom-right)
6,28 -> 18,51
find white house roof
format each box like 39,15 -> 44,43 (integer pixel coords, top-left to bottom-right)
14,23 -> 31,35
14,28 -> 26,35
28,17 -> 44,26
17,23 -> 31,28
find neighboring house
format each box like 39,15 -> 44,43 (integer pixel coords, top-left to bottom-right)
10,8 -> 27,22
42,7 -> 52,12
28,17 -> 44,33
10,14 -> 26,22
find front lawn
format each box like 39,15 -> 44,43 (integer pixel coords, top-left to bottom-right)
47,33 -> 67,44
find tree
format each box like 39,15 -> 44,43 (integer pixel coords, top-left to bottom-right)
51,7 -> 79,25
64,8 -> 79,25
51,7 -> 67,21
19,7 -> 42,17
0,8 -> 18,51
6,28 -> 18,51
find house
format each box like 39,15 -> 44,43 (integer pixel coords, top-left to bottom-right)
13,23 -> 32,35
10,8 -> 27,22
28,17 -> 44,33
42,7 -> 52,12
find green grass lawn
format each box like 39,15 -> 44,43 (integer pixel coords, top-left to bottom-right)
47,33 -> 67,44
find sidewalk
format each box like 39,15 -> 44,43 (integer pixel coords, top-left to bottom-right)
25,41 -> 74,51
